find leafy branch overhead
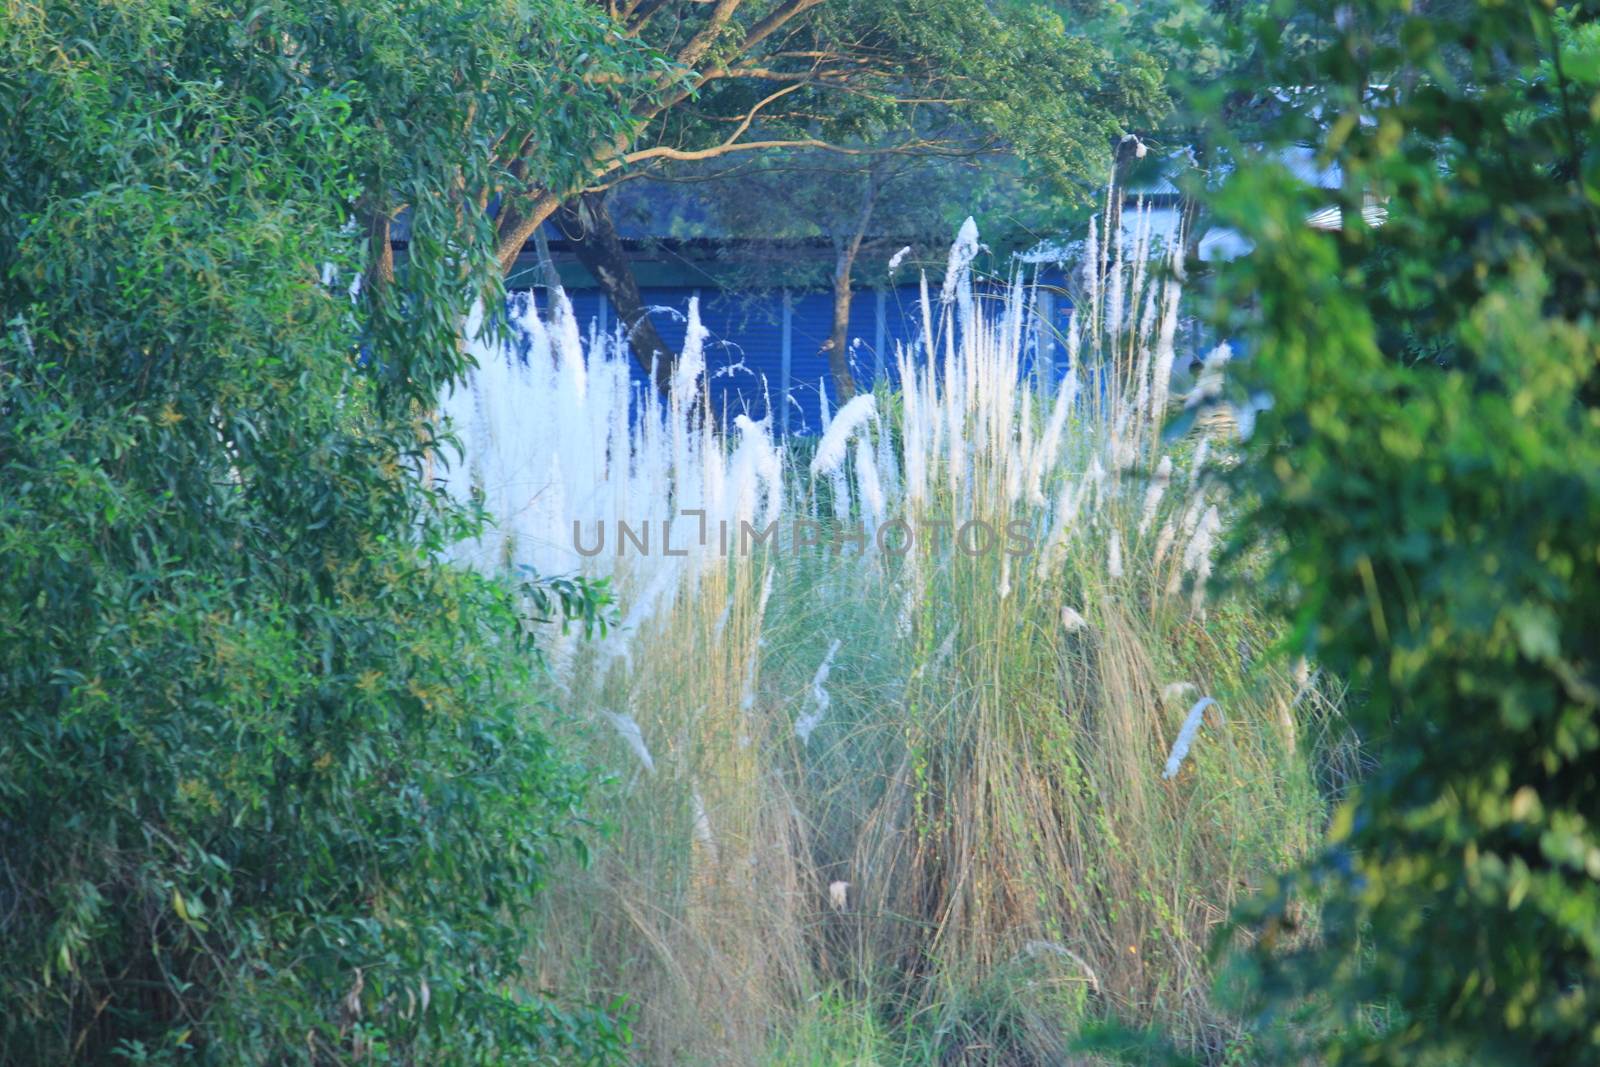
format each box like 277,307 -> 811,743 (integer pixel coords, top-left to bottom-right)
488,0 -> 1165,271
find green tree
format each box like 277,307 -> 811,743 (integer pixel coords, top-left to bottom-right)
0,2 -> 628,1061
494,0 -> 1163,391
1206,1 -> 1600,1061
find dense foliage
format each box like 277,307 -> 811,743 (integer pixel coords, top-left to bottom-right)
1210,1 -> 1600,1060
0,3 -> 627,1062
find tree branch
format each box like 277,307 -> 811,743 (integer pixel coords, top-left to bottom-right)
609,135 -> 954,169
676,0 -> 744,70
644,0 -> 827,117
670,79 -> 809,157
495,189 -> 563,273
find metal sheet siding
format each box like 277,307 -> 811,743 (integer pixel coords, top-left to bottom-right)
510,281 -> 1074,435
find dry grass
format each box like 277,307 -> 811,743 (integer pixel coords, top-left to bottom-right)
444,204 -> 1335,1064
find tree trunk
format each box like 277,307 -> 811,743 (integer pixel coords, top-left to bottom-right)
819,173 -> 880,402
823,246 -> 860,401
1178,136 -> 1206,269
367,210 -> 395,289
1104,133 -> 1144,245
554,193 -> 678,395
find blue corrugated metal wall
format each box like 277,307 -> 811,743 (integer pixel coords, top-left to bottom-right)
518,273 -> 1076,434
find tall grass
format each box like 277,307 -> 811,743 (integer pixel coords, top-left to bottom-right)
438,201 -> 1332,1064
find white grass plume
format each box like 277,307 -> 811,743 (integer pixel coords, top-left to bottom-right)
940,216 -> 981,333
740,565 -> 777,712
1153,517 -> 1177,570
1148,274 -> 1183,430
1188,437 -> 1210,485
1028,381 -> 1073,506
810,394 -> 877,477
1163,697 -> 1216,779
795,638 -> 843,745
603,710 -> 655,774
1167,491 -> 1207,595
1177,503 -> 1224,614
854,433 -> 885,526
1138,455 -> 1173,536
1035,478 -> 1084,581
1086,455 -> 1107,512
670,299 -> 708,411
690,787 -> 717,861
1181,505 -> 1223,575
1020,941 -> 1101,994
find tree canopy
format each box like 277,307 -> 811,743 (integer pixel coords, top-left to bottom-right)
492,0 -> 1161,267
0,3 -> 620,1061
512,0 -> 1164,393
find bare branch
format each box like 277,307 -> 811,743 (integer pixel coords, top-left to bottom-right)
683,79 -> 808,155
607,135 -> 954,169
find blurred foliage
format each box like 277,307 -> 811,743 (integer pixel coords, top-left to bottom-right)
1202,0 -> 1600,1061
0,2 -> 628,1062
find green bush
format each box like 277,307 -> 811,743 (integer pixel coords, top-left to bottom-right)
0,3 -> 629,1062
1206,1 -> 1600,1061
